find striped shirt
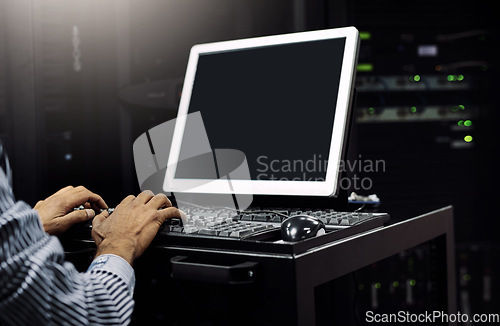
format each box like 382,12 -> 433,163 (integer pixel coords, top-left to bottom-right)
0,143 -> 135,325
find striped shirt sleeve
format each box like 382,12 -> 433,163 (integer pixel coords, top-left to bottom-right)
0,164 -> 135,325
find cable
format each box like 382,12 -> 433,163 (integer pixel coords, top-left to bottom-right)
351,216 -> 381,226
354,204 -> 366,212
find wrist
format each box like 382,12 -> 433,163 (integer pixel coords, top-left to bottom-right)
95,238 -> 136,266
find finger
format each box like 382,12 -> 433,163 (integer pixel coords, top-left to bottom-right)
136,190 -> 155,204
179,209 -> 188,225
63,209 -> 96,227
69,186 -> 108,210
92,210 -> 109,229
78,187 -> 108,210
90,201 -> 110,213
118,195 -> 136,207
155,207 -> 182,225
148,193 -> 172,210
91,211 -> 108,245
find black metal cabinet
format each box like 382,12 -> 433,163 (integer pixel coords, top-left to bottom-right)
122,207 -> 456,326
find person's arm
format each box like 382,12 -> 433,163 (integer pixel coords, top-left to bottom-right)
0,171 -> 181,325
0,198 -> 135,325
0,171 -> 133,325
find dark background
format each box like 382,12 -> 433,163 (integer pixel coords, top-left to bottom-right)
0,0 -> 497,323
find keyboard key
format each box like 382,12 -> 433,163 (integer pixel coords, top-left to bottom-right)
194,220 -> 207,227
198,228 -> 219,236
340,218 -> 351,226
349,216 -> 359,224
241,215 -> 253,221
328,218 -> 340,225
270,215 -> 282,223
183,226 -> 199,234
250,225 -> 267,232
318,217 -> 329,224
197,213 -> 217,219
218,229 -> 232,237
230,229 -> 254,238
252,214 -> 269,222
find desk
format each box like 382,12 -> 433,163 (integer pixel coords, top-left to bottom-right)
130,206 -> 455,325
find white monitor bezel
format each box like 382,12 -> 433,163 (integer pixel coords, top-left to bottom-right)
164,26 -> 359,197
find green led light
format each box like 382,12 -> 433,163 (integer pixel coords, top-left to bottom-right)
458,104 -> 465,110
458,120 -> 464,126
410,279 -> 416,286
357,63 -> 374,72
393,281 -> 400,288
368,107 -> 375,114
410,106 -> 417,113
413,75 -> 421,82
464,135 -> 473,142
360,32 -> 372,40
447,74 -> 464,82
464,120 -> 472,127
374,282 -> 382,289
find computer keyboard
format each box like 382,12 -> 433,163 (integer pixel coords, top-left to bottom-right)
73,205 -> 389,242
160,206 -> 389,241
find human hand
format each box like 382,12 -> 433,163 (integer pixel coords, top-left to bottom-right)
34,186 -> 108,235
91,190 -> 184,265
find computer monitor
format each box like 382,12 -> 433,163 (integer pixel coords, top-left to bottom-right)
164,27 -> 359,197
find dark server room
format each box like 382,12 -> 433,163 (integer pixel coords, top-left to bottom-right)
0,0 -> 498,325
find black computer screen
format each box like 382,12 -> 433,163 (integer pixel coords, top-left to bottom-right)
178,37 -> 346,181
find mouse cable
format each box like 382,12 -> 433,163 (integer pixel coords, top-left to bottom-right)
354,204 -> 366,212
350,216 -> 381,226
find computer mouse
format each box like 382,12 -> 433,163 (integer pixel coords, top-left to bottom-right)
281,215 -> 326,242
